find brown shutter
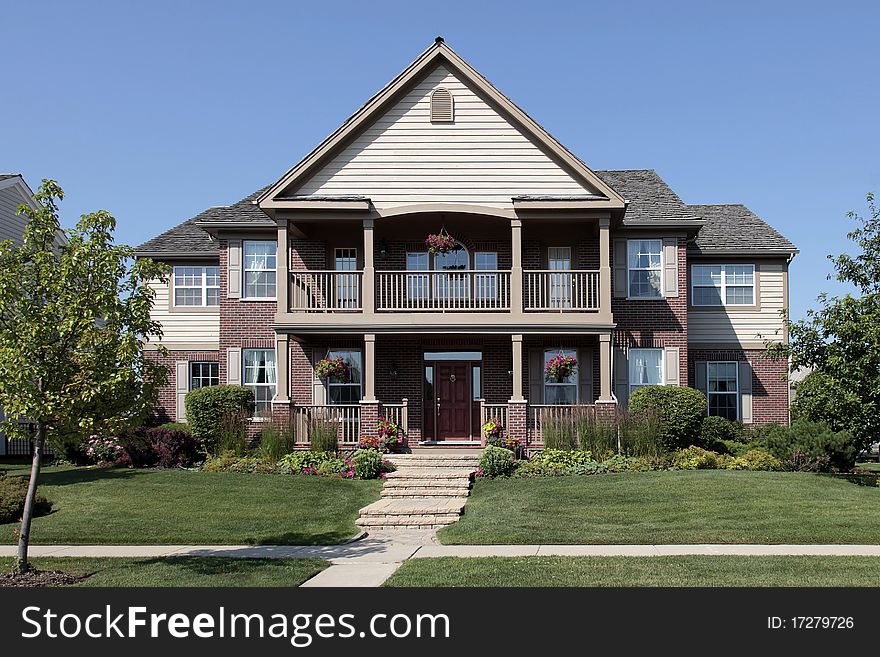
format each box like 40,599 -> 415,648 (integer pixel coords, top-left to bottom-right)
739,360 -> 753,424
664,347 -> 680,386
226,348 -> 241,385
662,238 -> 679,298
175,360 -> 189,422
613,347 -> 629,408
695,360 -> 708,397
528,349 -> 544,404
613,239 -> 627,298
227,239 -> 242,298
578,348 -> 593,403
312,348 -> 326,404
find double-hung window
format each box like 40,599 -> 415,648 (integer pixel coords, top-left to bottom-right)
707,362 -> 739,420
173,266 -> 220,306
474,251 -> 498,301
189,362 -> 219,390
326,350 -> 362,404
243,241 -> 277,299
692,264 -> 755,306
548,247 -> 572,308
243,349 -> 276,416
543,348 -> 578,404
627,240 -> 663,298
628,348 -> 663,394
334,248 -> 358,309
406,252 -> 429,303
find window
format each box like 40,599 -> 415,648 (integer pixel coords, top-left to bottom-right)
692,264 -> 755,306
628,348 -> 663,394
544,349 -> 578,404
243,349 -> 276,416
243,241 -> 277,299
627,240 -> 663,298
173,266 -> 220,306
189,362 -> 219,390
472,365 -> 481,401
326,350 -> 362,404
334,248 -> 358,309
474,252 -> 498,300
406,251 -> 429,300
433,244 -> 469,300
707,362 -> 739,420
548,247 -> 572,308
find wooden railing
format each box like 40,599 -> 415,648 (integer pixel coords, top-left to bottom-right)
380,399 -> 409,435
290,271 -> 363,312
524,270 -> 600,311
479,400 -> 509,432
376,270 -> 511,312
528,404 -> 596,444
292,404 -> 361,446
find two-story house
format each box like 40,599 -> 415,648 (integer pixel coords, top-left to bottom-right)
136,39 -> 796,448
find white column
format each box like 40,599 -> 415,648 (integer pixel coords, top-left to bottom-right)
511,333 -> 524,402
363,333 -> 376,401
511,219 -> 523,315
362,218 -> 375,315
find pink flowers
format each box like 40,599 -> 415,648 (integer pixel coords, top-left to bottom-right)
544,353 -> 578,381
424,230 -> 457,255
84,435 -> 124,464
315,356 -> 351,382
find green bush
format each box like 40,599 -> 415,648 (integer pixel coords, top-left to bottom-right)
753,419 -> 857,471
352,448 -> 384,479
0,473 -> 52,523
202,454 -> 277,473
541,413 -> 579,451
159,422 -> 191,433
217,411 -> 249,456
530,449 -> 595,468
618,410 -> 664,458
672,446 -> 720,470
277,450 -> 340,473
185,385 -> 255,450
698,416 -> 742,452
720,439 -> 751,456
573,412 -> 618,461
629,386 -> 707,450
309,418 -> 339,453
728,449 -> 783,471
479,445 -> 516,478
260,420 -> 297,462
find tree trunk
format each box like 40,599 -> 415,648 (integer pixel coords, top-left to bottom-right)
16,421 -> 45,575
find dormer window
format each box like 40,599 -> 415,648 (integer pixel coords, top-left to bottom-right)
430,87 -> 454,122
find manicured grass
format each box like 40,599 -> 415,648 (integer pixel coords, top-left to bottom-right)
385,555 -> 880,587
2,557 -> 327,587
438,470 -> 880,545
857,462 -> 880,472
0,465 -> 381,545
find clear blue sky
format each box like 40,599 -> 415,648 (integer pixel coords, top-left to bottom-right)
2,0 -> 878,320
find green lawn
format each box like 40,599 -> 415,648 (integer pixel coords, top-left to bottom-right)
438,470 -> 880,545
2,557 -> 327,586
0,464 -> 381,545
857,462 -> 880,472
385,555 -> 880,587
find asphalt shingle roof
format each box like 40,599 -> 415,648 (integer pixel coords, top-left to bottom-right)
595,169 -> 698,223
688,203 -> 797,254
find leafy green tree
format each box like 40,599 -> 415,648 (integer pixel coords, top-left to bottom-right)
0,180 -> 168,574
769,193 -> 880,450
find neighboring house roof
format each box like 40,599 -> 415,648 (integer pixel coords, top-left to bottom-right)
688,203 -> 798,255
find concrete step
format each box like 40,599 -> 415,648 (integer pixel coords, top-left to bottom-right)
359,498 -> 466,516
355,516 -> 458,529
383,477 -> 471,488
389,459 -> 479,469
381,487 -> 470,498
388,453 -> 480,463
385,467 -> 475,480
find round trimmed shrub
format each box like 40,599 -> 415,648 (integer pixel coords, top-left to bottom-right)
479,445 -> 516,478
629,386 -> 707,451
0,474 -> 52,523
698,416 -> 741,452
185,385 -> 255,450
728,449 -> 782,471
672,446 -> 719,470
352,448 -> 384,479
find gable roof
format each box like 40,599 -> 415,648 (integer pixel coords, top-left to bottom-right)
595,169 -> 700,225
258,39 -> 626,210
688,203 -> 797,255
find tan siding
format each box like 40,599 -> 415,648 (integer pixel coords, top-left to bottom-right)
295,65 -> 592,208
0,187 -> 28,244
688,264 -> 787,344
149,280 -> 220,347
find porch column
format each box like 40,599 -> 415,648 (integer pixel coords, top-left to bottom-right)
273,333 -> 290,403
508,333 -> 527,444
599,217 -> 611,315
511,333 -> 524,401
511,219 -> 523,315
598,332 -> 613,402
362,218 -> 375,315
363,333 -> 377,401
276,218 -> 289,313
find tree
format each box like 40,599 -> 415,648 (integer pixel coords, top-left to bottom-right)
0,180 -> 168,574
768,193 -> 880,450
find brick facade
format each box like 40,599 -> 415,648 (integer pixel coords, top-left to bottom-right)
149,349 -> 219,423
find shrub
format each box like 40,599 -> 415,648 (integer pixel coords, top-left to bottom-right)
117,427 -> 200,468
352,448 -> 384,479
260,420 -> 297,462
629,386 -> 707,450
202,454 -> 277,474
530,448 -> 595,468
84,435 -> 125,464
720,439 -> 751,457
784,451 -> 832,473
479,445 -> 516,477
618,410 -> 664,459
573,410 -> 617,461
672,446 -> 720,470
309,418 -> 339,453
728,449 -> 783,471
277,451 -> 341,473
185,385 -> 255,449
698,416 -> 740,452
0,474 -> 52,523
48,434 -> 90,465
217,411 -> 249,456
159,422 -> 190,433
541,413 -> 578,451
377,416 -> 405,452
754,419 -> 857,471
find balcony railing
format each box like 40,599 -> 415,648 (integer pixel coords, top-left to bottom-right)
524,270 -> 600,311
290,271 -> 362,312
376,270 -> 511,312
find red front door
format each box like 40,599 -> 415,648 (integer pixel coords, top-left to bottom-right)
436,362 -> 471,440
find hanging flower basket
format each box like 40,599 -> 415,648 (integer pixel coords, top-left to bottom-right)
481,418 -> 505,446
315,356 -> 351,382
425,229 -> 457,255
544,353 -> 578,382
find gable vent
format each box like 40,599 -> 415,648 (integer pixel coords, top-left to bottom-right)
430,87 -> 454,122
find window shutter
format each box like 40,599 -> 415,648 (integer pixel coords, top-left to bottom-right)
227,239 -> 242,298
578,348 -> 593,403
175,360 -> 189,422
662,238 -> 678,298
739,360 -> 753,424
312,348 -> 327,404
528,349 -> 544,404
695,360 -> 707,397
664,347 -> 680,386
227,348 -> 242,385
613,347 -> 629,408
613,239 -> 627,298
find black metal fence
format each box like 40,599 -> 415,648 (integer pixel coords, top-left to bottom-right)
1,422 -> 55,457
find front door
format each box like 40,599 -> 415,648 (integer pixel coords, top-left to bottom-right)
436,362 -> 471,440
